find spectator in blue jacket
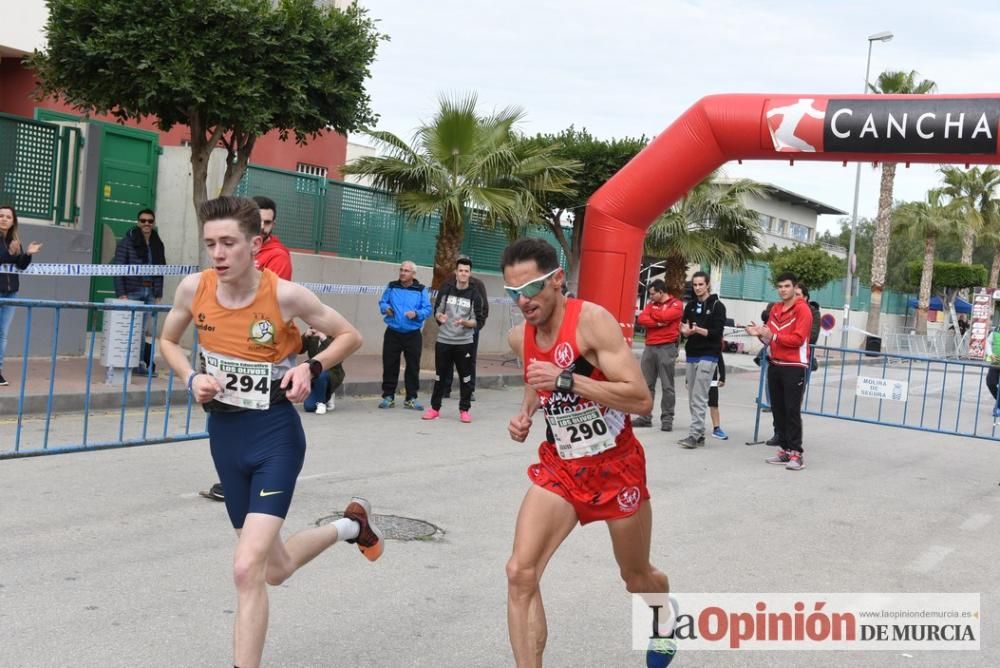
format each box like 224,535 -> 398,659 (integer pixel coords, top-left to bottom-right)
112,208 -> 166,376
378,260 -> 432,409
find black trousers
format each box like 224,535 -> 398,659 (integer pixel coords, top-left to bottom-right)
381,328 -> 422,400
987,367 -> 999,400
442,327 -> 480,393
768,364 -> 806,452
431,341 -> 475,411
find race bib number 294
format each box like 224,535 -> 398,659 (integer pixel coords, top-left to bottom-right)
203,353 -> 272,410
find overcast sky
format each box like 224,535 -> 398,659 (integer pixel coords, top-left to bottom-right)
357,0 -> 1000,233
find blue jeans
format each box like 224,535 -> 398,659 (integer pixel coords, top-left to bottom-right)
126,288 -> 156,369
0,290 -> 17,370
303,373 -> 330,412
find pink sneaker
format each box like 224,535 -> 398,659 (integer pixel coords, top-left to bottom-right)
460,410 -> 472,423
421,408 -> 440,420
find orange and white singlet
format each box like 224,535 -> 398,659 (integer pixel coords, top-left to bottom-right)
191,268 -> 300,410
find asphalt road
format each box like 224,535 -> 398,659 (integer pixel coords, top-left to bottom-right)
1,370 -> 998,667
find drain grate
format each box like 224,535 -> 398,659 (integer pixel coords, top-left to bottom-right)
316,512 -> 443,541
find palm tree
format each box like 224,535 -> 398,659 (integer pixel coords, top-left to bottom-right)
891,190 -> 960,334
341,94 -> 578,290
976,197 -> 1000,289
864,70 -> 937,338
938,166 -> 1000,266
494,138 -> 581,244
643,175 -> 763,295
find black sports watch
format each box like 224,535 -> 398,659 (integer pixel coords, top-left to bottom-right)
555,370 -> 574,392
308,359 -> 323,379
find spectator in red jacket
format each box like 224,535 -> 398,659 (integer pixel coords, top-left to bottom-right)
253,195 -> 292,280
633,279 -> 684,430
745,272 -> 813,471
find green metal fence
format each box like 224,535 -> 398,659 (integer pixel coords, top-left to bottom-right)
0,113 -> 81,224
719,260 -> 913,315
237,164 -> 567,273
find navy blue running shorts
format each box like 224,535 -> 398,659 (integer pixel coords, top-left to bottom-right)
207,400 -> 306,529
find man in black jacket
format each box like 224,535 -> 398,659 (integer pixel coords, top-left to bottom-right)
113,208 -> 166,376
678,271 -> 726,449
439,255 -> 488,401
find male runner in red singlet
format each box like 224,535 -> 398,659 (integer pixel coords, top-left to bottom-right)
158,196 -> 383,668
502,238 -> 674,667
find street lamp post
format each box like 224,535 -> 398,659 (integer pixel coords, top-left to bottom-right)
842,30 -> 893,348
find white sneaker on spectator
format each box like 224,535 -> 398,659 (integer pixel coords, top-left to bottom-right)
315,402 -> 327,415
328,395 -> 335,411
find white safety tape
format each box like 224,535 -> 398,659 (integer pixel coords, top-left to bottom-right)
0,263 -> 198,276
0,263 -> 517,304
299,282 -> 386,296
844,324 -> 881,339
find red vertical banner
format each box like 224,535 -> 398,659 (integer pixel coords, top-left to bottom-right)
968,288 -> 993,360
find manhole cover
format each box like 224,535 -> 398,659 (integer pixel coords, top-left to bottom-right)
316,512 -> 443,541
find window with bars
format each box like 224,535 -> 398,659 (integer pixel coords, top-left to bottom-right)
296,162 -> 328,178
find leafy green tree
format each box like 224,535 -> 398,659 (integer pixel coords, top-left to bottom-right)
512,127 -> 648,289
865,69 -> 937,337
905,260 -> 986,330
643,175 -> 762,295
30,0 -> 384,211
341,94 -> 579,290
906,261 -> 986,295
892,191 -> 961,333
767,245 -> 844,293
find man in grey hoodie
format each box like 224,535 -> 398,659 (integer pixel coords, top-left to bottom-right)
422,257 -> 485,423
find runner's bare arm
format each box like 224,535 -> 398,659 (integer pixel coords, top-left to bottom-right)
508,324 -> 539,413
278,281 -> 363,402
280,281 -> 362,368
158,273 -> 222,403
508,323 -> 538,442
527,302 -> 651,415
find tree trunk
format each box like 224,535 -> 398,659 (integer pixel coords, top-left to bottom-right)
663,253 -> 688,298
865,162 -> 897,337
915,235 -> 937,335
190,143 -> 211,215
421,211 -> 464,368
187,111 -> 225,214
220,132 -> 256,196
430,214 -> 463,291
961,227 -> 975,265
990,246 -> 1000,289
567,209 -> 586,295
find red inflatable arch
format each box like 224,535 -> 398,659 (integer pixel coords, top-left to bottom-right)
578,93 -> 1000,336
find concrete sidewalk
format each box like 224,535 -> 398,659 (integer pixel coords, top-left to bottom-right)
2,347 -> 763,416
0,352 -> 526,416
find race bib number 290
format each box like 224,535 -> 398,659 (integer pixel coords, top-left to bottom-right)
203,353 -> 272,410
546,404 -> 615,460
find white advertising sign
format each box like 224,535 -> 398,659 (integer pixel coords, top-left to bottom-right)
855,376 -> 908,402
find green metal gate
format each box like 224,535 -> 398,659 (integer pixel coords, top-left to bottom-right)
89,124 -> 160,327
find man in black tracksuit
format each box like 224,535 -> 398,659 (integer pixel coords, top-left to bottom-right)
678,271 -> 727,448
423,257 -> 485,421
438,256 -> 488,400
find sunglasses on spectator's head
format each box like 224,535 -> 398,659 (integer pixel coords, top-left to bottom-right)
138,218 -> 155,224
504,268 -> 560,301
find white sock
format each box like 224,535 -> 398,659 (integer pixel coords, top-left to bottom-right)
333,517 -> 360,542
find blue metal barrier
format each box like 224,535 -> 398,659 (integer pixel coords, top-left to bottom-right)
0,298 -> 207,459
751,344 -> 1000,443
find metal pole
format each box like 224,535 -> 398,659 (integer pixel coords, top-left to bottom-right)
842,38 -> 877,348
